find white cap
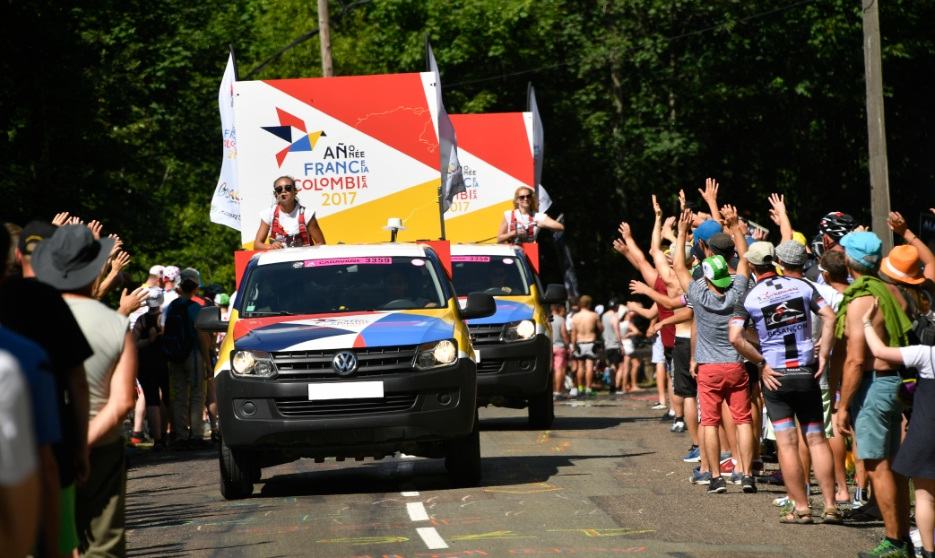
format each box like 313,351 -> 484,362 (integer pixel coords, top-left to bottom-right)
148,265 -> 165,277
163,265 -> 180,282
383,217 -> 406,231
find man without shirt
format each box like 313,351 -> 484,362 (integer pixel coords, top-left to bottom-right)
571,295 -> 602,397
833,232 -> 913,557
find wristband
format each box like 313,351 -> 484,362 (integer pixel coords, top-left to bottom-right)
863,321 -> 873,328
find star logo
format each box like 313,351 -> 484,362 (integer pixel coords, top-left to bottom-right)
262,108 -> 326,167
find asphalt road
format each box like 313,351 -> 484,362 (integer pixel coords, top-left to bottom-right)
126,392 -> 884,557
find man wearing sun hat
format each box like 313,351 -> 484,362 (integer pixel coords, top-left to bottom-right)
833,230 -> 915,557
32,224 -> 137,556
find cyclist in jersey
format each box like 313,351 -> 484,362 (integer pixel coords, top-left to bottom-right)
254,176 -> 326,250
729,241 -> 841,524
497,186 -> 564,244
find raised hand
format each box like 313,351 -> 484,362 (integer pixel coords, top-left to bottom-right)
677,208 -> 692,233
678,189 -> 686,212
698,178 -> 719,206
118,286 -> 148,316
618,221 -> 633,240
51,211 -> 70,226
652,195 -> 662,220
662,216 -> 677,241
629,280 -> 652,296
887,211 -> 908,236
612,238 -> 629,256
110,250 -> 131,273
65,215 -> 83,225
86,220 -> 103,240
752,228 -> 769,241
108,234 -> 123,257
767,193 -> 786,215
720,204 -> 739,228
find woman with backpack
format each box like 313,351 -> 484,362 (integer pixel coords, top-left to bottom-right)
863,300 -> 935,558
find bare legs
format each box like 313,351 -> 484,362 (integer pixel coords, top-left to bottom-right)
864,458 -> 911,540
914,477 -> 935,552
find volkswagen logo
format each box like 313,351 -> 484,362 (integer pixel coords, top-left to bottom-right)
332,351 -> 358,376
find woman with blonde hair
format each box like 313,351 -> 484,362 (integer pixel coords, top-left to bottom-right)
497,186 -> 564,244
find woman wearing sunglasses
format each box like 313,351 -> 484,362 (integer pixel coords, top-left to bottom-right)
497,187 -> 564,244
253,176 -> 326,250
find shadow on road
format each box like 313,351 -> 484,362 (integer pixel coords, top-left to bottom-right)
480,414 -> 661,431
256,451 -> 654,498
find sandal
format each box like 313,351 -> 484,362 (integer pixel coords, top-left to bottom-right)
820,508 -> 843,525
779,508 -> 815,525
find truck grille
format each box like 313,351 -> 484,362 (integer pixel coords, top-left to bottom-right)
476,359 -> 503,374
468,324 -> 503,346
272,346 -> 418,380
274,393 -> 419,417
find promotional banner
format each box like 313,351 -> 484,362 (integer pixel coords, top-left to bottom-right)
233,72 -> 448,247
210,52 -> 242,231
444,112 -> 536,243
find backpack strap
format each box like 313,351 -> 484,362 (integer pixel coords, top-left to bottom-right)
297,205 -> 310,246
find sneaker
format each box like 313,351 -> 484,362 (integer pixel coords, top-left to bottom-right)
772,495 -> 791,507
729,471 -> 743,485
857,538 -> 912,558
766,469 -> 785,485
682,445 -> 701,463
129,432 -> 146,446
651,402 -> 667,410
585,389 -> 595,398
719,457 -> 735,474
569,387 -> 579,398
690,469 -> 712,485
707,476 -> 727,494
671,420 -> 686,433
741,475 -> 757,493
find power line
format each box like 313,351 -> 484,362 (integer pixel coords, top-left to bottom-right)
443,0 -> 818,89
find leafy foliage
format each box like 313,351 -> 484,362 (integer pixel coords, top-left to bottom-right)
3,0 -> 934,299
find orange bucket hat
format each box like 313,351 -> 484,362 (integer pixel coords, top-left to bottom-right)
880,244 -> 925,285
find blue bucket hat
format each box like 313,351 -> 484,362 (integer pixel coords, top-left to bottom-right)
840,231 -> 882,268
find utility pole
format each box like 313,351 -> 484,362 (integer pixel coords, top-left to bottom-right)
862,0 -> 893,252
318,0 -> 333,77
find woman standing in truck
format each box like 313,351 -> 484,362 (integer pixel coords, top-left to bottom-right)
497,186 -> 564,244
253,176 -> 326,249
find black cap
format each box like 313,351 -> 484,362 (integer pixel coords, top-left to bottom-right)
707,233 -> 735,258
18,221 -> 56,256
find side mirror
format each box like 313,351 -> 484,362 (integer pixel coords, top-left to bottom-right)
541,283 -> 567,304
195,306 -> 228,333
460,292 -> 496,320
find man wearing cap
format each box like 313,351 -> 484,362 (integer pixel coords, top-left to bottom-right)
730,241 -> 841,523
14,220 -> 57,278
672,208 -> 756,494
163,267 -> 213,447
160,265 -> 181,319
833,231 -> 914,557
30,224 -> 137,556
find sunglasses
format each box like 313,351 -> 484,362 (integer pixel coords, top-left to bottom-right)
516,194 -> 532,200
274,184 -> 296,194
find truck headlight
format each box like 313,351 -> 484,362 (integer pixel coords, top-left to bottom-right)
231,350 -> 277,378
414,339 -> 458,370
501,320 -> 536,342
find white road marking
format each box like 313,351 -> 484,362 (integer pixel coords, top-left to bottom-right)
416,527 -> 449,549
401,491 -> 420,497
406,502 -> 429,521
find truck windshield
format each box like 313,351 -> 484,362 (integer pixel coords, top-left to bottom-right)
451,255 -> 530,296
240,256 -> 447,316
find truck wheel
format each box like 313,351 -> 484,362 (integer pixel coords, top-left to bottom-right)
445,416 -> 481,487
528,375 -> 555,428
219,438 -> 257,500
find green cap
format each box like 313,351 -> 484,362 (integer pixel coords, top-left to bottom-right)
702,255 -> 733,289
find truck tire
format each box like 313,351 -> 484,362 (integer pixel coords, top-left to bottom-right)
445,415 -> 481,487
219,438 -> 257,500
527,374 -> 554,428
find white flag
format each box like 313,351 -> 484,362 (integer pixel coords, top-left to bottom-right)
538,184 -> 552,213
210,51 -> 242,231
528,85 -> 545,200
427,43 -> 465,213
